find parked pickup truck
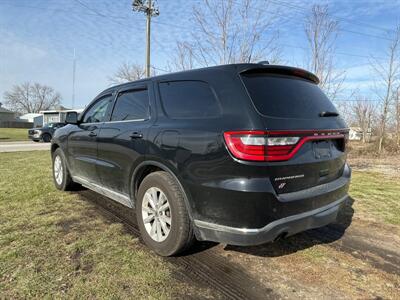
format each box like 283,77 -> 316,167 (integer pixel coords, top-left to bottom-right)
28,122 -> 65,142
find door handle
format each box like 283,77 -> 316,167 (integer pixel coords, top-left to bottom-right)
130,132 -> 143,139
88,131 -> 97,137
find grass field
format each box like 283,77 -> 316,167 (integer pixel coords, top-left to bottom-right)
0,151 -> 399,298
0,151 -> 188,299
0,128 -> 29,142
350,171 -> 400,225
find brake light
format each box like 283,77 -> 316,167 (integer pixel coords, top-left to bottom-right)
224,130 -> 346,162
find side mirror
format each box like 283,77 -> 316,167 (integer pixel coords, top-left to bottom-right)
65,111 -> 79,125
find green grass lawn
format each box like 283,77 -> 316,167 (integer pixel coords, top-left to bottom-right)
0,128 -> 29,142
350,171 -> 400,225
0,151 -> 188,298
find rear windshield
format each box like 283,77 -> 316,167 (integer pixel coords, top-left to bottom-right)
241,74 -> 338,119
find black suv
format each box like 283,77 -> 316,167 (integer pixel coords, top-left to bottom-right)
29,122 -> 66,142
51,63 -> 351,256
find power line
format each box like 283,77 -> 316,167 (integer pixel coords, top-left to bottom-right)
340,28 -> 394,42
230,0 -> 396,42
334,99 -> 380,102
73,0 -> 129,27
261,42 -> 387,61
268,0 -> 396,34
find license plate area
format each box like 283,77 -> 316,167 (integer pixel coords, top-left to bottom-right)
313,140 -> 332,159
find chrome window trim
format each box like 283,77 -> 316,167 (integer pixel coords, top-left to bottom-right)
79,118 -> 147,126
103,118 -> 147,124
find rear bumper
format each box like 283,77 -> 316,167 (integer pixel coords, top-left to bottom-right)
192,164 -> 351,245
194,195 -> 348,246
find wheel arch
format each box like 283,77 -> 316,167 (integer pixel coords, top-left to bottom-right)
51,143 -> 59,154
50,143 -> 73,173
130,161 -> 194,220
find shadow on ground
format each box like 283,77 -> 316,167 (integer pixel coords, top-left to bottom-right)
75,189 -> 277,300
225,197 -> 355,257
75,186 -> 354,258
75,189 -> 219,256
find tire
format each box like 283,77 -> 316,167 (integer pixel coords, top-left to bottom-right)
42,134 -> 51,143
136,171 -> 194,256
52,148 -> 75,191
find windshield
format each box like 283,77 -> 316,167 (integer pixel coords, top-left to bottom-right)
241,74 -> 338,119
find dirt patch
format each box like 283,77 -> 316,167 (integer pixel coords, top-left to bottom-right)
222,215 -> 400,299
55,218 -> 80,233
347,154 -> 400,177
77,190 -> 278,300
69,248 -> 93,275
75,186 -> 400,300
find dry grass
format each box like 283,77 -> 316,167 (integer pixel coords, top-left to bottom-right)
0,151 -> 187,299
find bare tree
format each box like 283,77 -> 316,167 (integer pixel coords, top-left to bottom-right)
304,4 -> 345,101
169,0 -> 280,70
3,82 -> 61,114
370,26 -> 400,153
168,41 -> 195,71
352,98 -> 376,143
109,62 -> 146,85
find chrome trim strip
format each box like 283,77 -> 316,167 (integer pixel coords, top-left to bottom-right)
103,119 -> 147,124
80,118 -> 147,126
194,195 -> 347,235
73,176 -> 133,208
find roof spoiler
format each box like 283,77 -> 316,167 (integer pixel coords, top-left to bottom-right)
240,65 -> 320,84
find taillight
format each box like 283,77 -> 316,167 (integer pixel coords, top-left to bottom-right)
224,130 -> 347,162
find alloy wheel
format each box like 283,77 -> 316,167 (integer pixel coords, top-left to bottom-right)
141,187 -> 172,242
54,155 -> 63,185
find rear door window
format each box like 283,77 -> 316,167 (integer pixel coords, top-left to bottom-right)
159,80 -> 221,119
241,74 -> 338,119
111,89 -> 149,121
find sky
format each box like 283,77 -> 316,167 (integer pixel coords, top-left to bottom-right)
0,0 -> 400,109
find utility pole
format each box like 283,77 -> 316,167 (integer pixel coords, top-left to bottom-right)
132,0 -> 159,77
72,48 -> 76,109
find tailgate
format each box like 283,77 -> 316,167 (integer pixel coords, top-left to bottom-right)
239,67 -> 349,194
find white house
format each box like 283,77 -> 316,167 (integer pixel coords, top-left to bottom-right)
18,113 -> 42,123
349,127 -> 362,141
18,113 -> 43,127
40,106 -> 84,126
349,127 -> 372,141
18,106 -> 84,127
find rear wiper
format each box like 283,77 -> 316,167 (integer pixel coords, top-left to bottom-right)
319,111 -> 339,117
